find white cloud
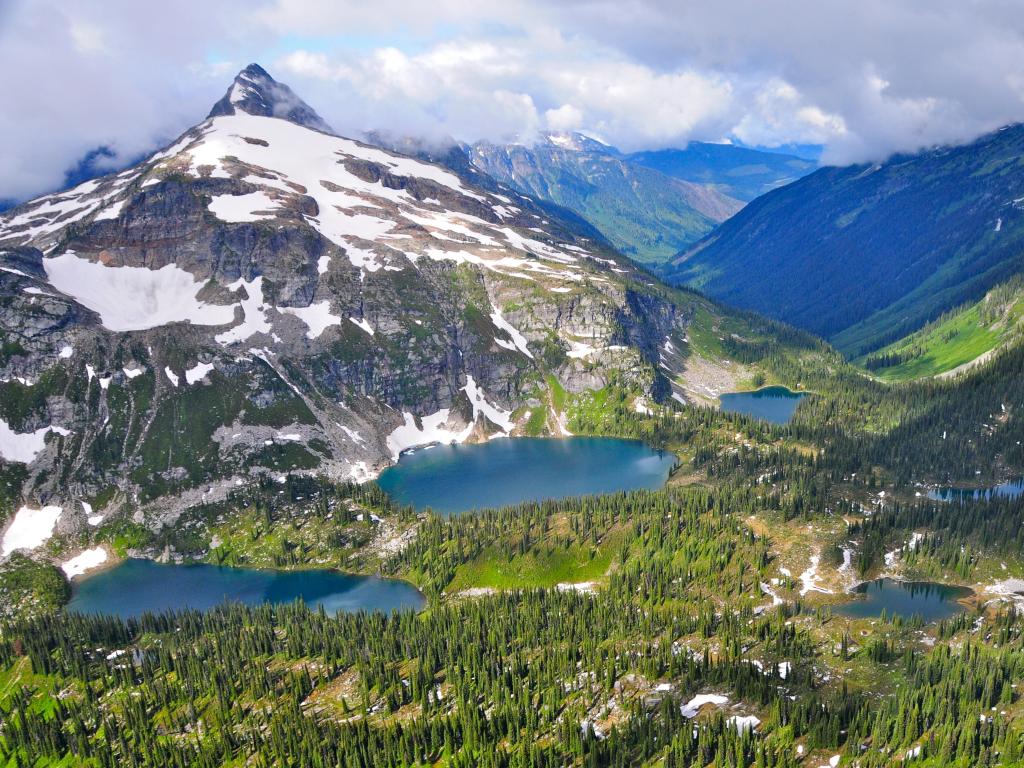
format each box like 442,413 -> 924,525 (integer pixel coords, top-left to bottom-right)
69,21 -> 108,55
732,78 -> 847,148
2,0 -> 1024,202
545,104 -> 584,132
275,32 -> 736,149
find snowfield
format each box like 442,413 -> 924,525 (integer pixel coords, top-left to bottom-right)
2,505 -> 62,555
184,361 -> 215,385
386,410 -> 470,460
280,301 -> 342,339
215,277 -> 271,345
680,693 -> 729,718
0,418 -> 70,464
385,377 -> 516,459
43,252 -> 236,332
490,309 -> 534,358
61,547 -> 108,579
207,190 -> 281,222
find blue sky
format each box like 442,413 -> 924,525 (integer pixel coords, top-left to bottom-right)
2,0 -> 1023,202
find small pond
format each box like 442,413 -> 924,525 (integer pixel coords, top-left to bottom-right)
376,436 -> 676,515
66,559 -> 425,619
928,478 -> 1024,502
836,578 -> 972,622
719,386 -> 805,425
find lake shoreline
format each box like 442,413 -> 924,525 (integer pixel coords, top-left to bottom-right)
378,436 -> 677,515
66,558 -> 426,619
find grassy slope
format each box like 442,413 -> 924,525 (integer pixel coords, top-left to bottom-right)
447,529 -> 623,592
857,279 -> 1024,381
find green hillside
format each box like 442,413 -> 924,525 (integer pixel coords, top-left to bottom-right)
858,277 -> 1024,381
665,124 -> 1024,356
469,134 -> 743,264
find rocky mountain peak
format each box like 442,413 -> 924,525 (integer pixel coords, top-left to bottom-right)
207,63 -> 333,134
542,131 -> 613,153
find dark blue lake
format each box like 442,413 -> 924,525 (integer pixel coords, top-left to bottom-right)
928,478 -> 1024,502
836,578 -> 972,621
376,437 -> 676,515
66,559 -> 425,618
719,386 -> 806,425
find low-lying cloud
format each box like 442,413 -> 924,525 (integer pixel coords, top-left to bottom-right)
2,0 -> 1023,202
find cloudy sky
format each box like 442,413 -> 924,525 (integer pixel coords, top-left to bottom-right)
3,0 -> 1024,202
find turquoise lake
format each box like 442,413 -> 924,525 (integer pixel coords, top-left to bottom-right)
836,578 -> 972,621
719,386 -> 806,425
928,478 -> 1024,502
66,559 -> 425,618
376,437 -> 676,515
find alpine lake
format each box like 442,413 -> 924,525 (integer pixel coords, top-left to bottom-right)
719,385 -> 806,425
70,437 -> 677,617
836,578 -> 973,622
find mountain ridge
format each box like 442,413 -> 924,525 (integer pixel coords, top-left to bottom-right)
664,123 -> 1024,355
627,141 -> 816,202
207,62 -> 334,133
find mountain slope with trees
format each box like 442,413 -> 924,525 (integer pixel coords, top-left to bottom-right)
665,124 -> 1024,356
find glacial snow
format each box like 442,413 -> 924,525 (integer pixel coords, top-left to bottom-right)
680,693 -> 729,718
490,309 -> 533,358
215,277 -> 272,345
184,361 -> 215,384
208,190 -> 281,222
385,376 -> 514,459
0,419 -> 70,464
43,252 -> 236,332
349,317 -> 375,336
82,500 -> 104,526
2,505 -> 62,555
280,301 -> 342,339
464,375 -> 514,432
386,410 -> 470,460
61,547 -> 108,579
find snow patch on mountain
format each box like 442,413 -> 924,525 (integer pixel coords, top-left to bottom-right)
43,252 -> 236,332
280,301 -> 342,339
491,309 -> 533,358
0,419 -> 70,464
464,376 -> 514,432
215,277 -> 271,345
61,547 -> 108,579
2,505 -> 62,555
386,410 -> 471,460
207,191 -> 281,222
184,361 -> 215,385
349,317 -> 375,335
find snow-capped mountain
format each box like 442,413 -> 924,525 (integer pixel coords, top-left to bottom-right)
208,63 -> 334,134
0,65 -> 700,529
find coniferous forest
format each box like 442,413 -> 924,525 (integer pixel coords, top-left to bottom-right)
4,14 -> 1024,766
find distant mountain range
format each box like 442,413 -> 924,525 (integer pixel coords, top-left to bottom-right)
626,142 -> 816,202
665,124 -> 1024,356
373,132 -> 815,265
466,134 -> 747,265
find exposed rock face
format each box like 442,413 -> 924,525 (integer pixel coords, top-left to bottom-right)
207,63 -> 334,134
0,65 -> 698,529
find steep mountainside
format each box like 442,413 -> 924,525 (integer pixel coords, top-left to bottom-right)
465,133 -> 743,265
0,64 -> 800,536
627,142 -> 815,202
665,125 -> 1024,356
857,276 -> 1024,381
